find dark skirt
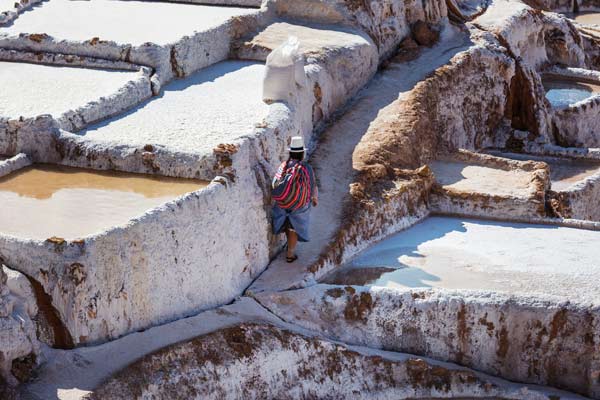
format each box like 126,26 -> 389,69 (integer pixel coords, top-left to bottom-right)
272,203 -> 311,242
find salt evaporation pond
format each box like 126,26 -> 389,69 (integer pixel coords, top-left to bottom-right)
542,76 -> 600,107
79,61 -> 269,155
0,0 -> 257,46
0,61 -> 139,119
564,11 -> 600,26
0,164 -> 207,240
322,216 -> 600,303
492,152 -> 600,191
429,160 -> 534,196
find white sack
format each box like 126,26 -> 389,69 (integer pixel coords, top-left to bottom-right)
263,36 -> 306,103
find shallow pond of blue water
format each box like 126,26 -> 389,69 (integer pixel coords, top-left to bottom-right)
543,78 -> 599,107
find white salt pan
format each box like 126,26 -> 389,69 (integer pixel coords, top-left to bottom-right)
0,0 -> 16,12
344,216 -> 600,304
430,160 -> 535,197
1,0 -> 257,46
0,61 -> 139,119
79,61 -> 269,155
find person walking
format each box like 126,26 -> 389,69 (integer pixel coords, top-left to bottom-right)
271,136 -> 318,263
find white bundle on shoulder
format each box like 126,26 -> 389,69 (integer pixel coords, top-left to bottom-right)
263,36 -> 306,103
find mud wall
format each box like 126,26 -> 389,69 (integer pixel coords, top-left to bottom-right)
255,285 -> 600,398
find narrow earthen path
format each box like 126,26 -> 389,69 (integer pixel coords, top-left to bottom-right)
248,24 -> 473,294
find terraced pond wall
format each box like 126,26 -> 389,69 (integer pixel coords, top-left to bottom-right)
255,286 -> 600,398
90,322 -> 579,400
549,170 -> 600,220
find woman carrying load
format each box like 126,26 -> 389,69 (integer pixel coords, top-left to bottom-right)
271,136 -> 318,263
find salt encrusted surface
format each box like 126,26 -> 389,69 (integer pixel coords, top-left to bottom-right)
0,61 -> 149,123
430,160 -> 537,196
237,21 -> 374,58
91,323 -> 584,400
273,0 -> 448,58
0,265 -> 39,386
542,67 -> 600,148
21,298 -> 279,399
447,0 -> 490,20
549,169 -> 600,221
0,0 -> 268,84
330,216 -> 600,303
255,284 -> 600,398
0,0 -> 257,46
74,61 -> 269,155
0,0 -> 17,11
473,0 -> 585,68
0,153 -> 31,178
0,48 -> 143,71
0,0 -> 44,26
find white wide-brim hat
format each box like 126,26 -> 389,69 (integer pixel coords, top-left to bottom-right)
289,136 -> 306,152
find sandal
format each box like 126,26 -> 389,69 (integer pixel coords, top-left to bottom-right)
286,254 -> 298,263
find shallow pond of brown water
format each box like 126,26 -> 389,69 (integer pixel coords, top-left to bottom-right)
564,11 -> 600,26
0,164 -> 207,240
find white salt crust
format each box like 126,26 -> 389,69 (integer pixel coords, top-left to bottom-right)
0,61 -> 141,119
77,61 -> 270,155
0,0 -> 258,46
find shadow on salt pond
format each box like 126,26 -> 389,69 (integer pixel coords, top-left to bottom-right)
0,164 -> 207,240
317,217 -> 600,300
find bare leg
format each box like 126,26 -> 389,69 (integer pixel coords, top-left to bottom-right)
286,228 -> 298,258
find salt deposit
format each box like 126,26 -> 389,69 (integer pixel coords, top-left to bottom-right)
77,61 -> 269,155
331,216 -> 600,303
430,160 -> 536,197
491,152 -> 600,191
0,0 -> 16,11
0,164 -> 206,240
0,0 -> 258,46
0,61 -> 141,119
